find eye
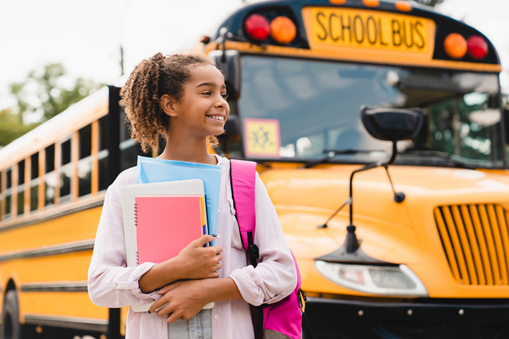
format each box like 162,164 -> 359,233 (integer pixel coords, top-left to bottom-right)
222,93 -> 229,100
202,91 -> 211,96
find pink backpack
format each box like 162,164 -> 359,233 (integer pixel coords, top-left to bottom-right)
230,159 -> 306,339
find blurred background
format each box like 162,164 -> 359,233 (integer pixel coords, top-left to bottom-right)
0,0 -> 508,147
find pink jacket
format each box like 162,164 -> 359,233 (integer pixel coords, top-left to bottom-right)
88,156 -> 297,339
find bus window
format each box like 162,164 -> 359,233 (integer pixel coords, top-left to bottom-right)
119,104 -> 150,171
17,160 -> 25,217
30,153 -> 39,212
78,124 -> 92,197
44,144 -> 55,207
60,138 -> 72,204
4,169 -> 11,220
238,56 -> 503,168
98,116 -> 109,191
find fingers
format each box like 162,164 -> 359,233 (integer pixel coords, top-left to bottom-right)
156,283 -> 178,295
189,234 -> 217,248
213,245 -> 223,255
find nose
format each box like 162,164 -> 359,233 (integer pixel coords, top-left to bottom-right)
215,94 -> 227,108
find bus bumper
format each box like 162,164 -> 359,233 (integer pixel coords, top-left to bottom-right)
302,297 -> 509,339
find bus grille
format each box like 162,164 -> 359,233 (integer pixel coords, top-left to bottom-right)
434,204 -> 509,286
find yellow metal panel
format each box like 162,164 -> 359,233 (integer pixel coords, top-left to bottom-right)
460,205 -> 485,285
451,205 -> 477,285
0,207 -> 101,255
488,205 -> 508,285
304,8 -> 434,55
469,204 -> 494,285
442,206 -> 470,284
91,121 -> 99,196
20,292 -> 108,321
434,208 -> 460,282
478,204 -> 501,285
1,251 -> 93,283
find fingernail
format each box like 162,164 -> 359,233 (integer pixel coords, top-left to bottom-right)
155,287 -> 161,292
211,234 -> 217,237
148,310 -> 151,314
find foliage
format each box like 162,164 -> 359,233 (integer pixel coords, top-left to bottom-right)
0,108 -> 35,147
0,63 -> 103,148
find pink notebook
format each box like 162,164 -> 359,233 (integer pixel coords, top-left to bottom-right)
134,195 -> 207,265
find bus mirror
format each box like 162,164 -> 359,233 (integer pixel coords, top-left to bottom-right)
209,50 -> 241,100
360,106 -> 423,141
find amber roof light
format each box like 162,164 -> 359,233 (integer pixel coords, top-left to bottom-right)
270,16 -> 297,44
444,33 -> 467,59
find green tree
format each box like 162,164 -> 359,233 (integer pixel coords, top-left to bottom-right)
0,63 -> 103,147
0,108 -> 34,147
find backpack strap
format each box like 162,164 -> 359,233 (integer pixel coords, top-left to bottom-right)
229,159 -> 258,267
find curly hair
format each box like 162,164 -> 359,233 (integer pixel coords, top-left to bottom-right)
120,53 -> 220,153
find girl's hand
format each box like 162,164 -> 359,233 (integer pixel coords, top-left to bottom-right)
150,280 -> 211,323
174,234 -> 223,280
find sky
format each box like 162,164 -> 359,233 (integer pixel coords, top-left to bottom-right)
1,0 -> 509,111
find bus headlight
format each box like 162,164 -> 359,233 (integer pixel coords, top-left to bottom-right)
315,261 -> 428,297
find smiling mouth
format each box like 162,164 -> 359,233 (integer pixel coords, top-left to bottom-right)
207,115 -> 225,122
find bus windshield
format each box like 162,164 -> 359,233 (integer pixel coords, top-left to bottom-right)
238,55 -> 504,168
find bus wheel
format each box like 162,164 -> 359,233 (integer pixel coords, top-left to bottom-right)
1,290 -> 29,339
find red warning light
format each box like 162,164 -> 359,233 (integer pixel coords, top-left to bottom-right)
467,36 -> 488,59
245,14 -> 270,41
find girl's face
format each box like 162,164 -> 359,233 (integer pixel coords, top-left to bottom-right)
164,64 -> 229,138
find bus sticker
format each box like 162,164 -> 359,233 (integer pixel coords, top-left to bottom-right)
243,118 -> 281,158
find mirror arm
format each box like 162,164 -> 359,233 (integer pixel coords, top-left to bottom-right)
219,27 -> 228,63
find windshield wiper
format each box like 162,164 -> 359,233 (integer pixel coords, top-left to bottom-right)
303,149 -> 386,168
399,150 -> 477,169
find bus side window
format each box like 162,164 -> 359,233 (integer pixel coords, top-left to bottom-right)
60,138 -> 72,204
45,144 -> 56,207
30,153 -> 39,212
4,169 -> 12,220
78,124 -> 92,198
17,160 -> 25,217
98,116 -> 109,191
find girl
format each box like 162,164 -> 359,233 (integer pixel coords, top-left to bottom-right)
88,53 -> 297,339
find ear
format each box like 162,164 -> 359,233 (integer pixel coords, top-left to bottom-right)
160,94 -> 178,118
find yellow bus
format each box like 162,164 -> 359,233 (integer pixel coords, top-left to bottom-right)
1,0 -> 509,338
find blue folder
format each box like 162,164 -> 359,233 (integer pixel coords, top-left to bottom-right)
136,156 -> 222,245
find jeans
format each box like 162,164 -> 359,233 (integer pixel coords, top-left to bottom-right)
168,309 -> 212,339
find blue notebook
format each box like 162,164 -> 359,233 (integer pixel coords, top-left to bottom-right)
136,156 -> 222,245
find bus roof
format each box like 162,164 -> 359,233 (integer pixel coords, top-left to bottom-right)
208,0 -> 500,72
0,86 -> 109,170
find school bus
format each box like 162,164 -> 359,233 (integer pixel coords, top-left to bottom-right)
0,0 -> 509,338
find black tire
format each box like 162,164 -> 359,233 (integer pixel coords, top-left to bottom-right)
1,290 -> 30,339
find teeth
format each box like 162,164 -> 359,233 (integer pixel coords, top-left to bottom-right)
209,115 -> 224,121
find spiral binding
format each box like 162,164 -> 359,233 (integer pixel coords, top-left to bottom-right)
136,251 -> 140,266
134,203 -> 138,226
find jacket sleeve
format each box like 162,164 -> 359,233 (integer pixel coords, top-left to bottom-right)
229,172 -> 297,306
88,169 -> 160,308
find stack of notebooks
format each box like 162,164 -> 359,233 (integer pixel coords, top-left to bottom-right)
121,156 -> 222,312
